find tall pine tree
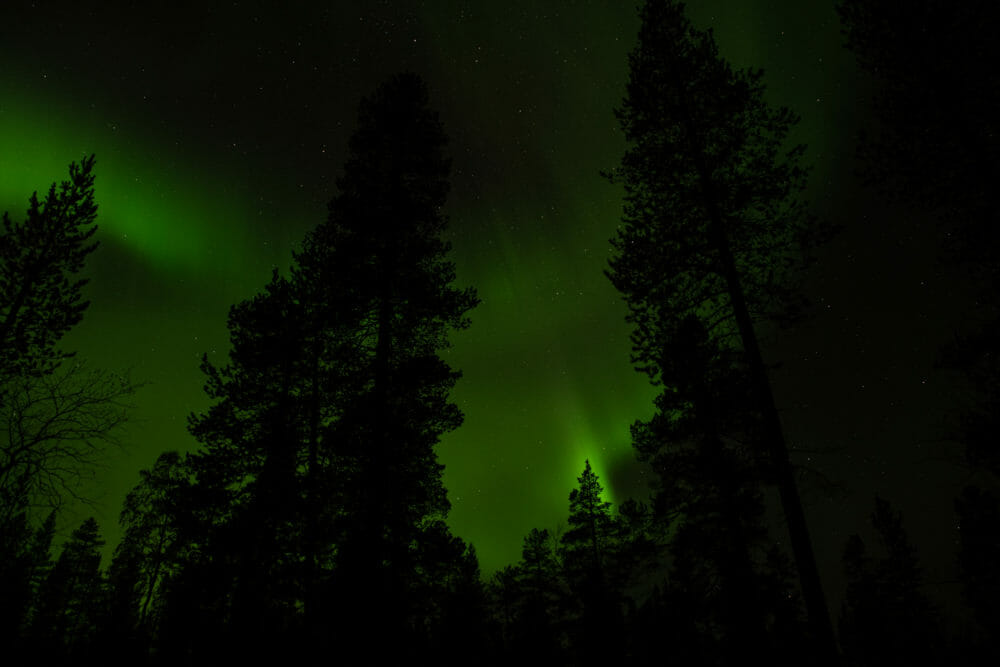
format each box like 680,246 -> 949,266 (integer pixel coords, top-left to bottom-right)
169,72 -> 478,660
630,314 -> 789,664
296,71 -> 479,655
606,1 -> 834,659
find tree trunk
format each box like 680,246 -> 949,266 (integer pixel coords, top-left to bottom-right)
705,202 -> 839,662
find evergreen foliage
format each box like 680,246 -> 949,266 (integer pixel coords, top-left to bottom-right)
488,463 -> 662,665
2,6 -> 993,660
606,1 -> 834,659
31,517 -> 106,662
0,158 -> 137,661
301,74 -> 480,650
559,461 -> 626,664
107,450 -> 190,644
0,155 -> 98,381
606,0 -> 815,381
148,72 -> 480,662
631,315 -> 802,664
0,158 -> 136,521
0,508 -> 55,651
839,496 -> 944,666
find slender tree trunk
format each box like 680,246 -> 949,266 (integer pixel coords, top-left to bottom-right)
672,92 -> 837,658
706,207 -> 839,662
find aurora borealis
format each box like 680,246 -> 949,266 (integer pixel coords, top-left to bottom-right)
0,0 -> 971,606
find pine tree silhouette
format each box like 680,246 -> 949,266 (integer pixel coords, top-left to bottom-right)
0,509 -> 55,658
297,71 -> 479,657
559,461 -> 626,665
606,1 -> 834,660
839,496 -> 944,666
30,517 -> 105,662
157,72 -> 478,662
0,155 -> 98,381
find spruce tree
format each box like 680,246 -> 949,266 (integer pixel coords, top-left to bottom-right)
561,461 -> 617,576
559,461 -> 626,665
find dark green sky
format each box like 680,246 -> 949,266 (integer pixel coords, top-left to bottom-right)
0,1 -> 970,611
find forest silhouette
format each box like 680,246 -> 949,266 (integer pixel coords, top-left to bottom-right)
1,1 -> 998,665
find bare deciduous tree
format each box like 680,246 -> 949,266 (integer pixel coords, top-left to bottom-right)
0,361 -> 136,519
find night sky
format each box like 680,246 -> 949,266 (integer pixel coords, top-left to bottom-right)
0,0 -> 972,615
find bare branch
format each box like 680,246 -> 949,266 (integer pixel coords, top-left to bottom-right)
0,360 -> 141,519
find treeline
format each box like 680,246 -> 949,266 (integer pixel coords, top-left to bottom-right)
0,456 -> 984,665
2,0 -> 999,665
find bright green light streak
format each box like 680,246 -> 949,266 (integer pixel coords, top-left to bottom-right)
558,396 -> 615,499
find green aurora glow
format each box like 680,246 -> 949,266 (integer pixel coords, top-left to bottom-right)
0,67 -> 652,572
0,1 -> 896,578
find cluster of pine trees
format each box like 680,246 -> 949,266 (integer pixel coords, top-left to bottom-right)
2,1 -> 998,665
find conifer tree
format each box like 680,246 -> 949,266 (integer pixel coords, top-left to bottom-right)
486,565 -> 520,654
106,450 -> 190,643
293,71 -> 478,654
606,1 -> 834,659
561,461 -> 617,577
0,155 -> 98,381
185,271 -> 311,654
0,510 -> 37,647
410,520 -> 490,661
631,315 -> 783,663
0,508 -> 55,651
31,517 -> 106,660
1,157 -> 136,522
839,496 -> 943,665
559,461 -> 626,665
171,72 -> 478,659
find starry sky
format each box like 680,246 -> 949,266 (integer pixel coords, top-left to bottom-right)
0,0 -> 974,614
